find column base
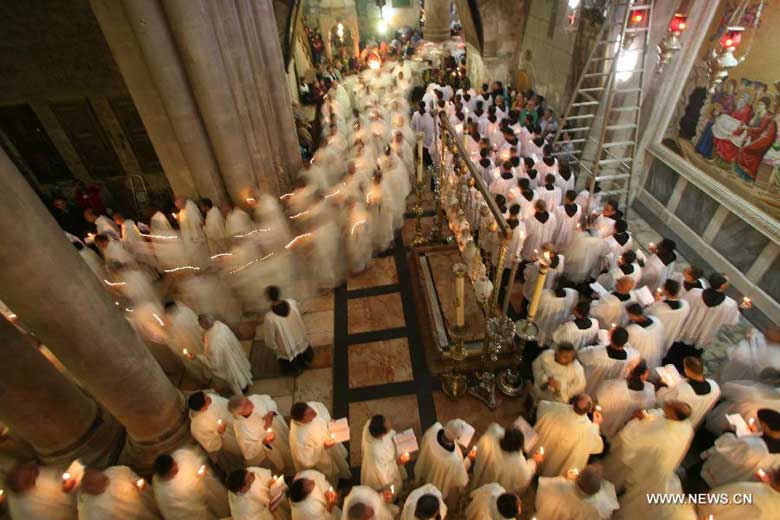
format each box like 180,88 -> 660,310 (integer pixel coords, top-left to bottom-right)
424,29 -> 451,43
38,408 -> 125,469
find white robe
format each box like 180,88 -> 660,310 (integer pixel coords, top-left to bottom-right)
471,423 -> 536,493
345,203 -> 373,273
718,331 -> 780,383
537,185 -> 562,212
520,214 -> 557,260
360,421 -> 406,492
263,300 -> 309,362
290,469 -> 340,520
594,379 -> 657,440
595,264 -> 642,292
534,476 -> 619,520
564,232 -> 610,282
701,433 -> 780,488
706,380 -> 780,435
680,289 -> 740,348
532,349 -> 586,403
465,483 -> 516,520
534,401 -> 603,477
414,423 -> 469,502
590,215 -> 615,239
104,240 -> 135,266
535,289 -> 578,346
522,255 -> 564,301
152,447 -> 229,520
150,211 -> 187,270
552,319 -> 600,351
94,214 -> 120,240
7,466 -> 77,520
400,484 -> 447,520
656,378 -> 720,428
204,207 -> 228,256
234,394 -> 293,474
591,292 -> 636,329
290,402 -> 351,486
202,321 -> 252,395
647,300 -> 691,354
697,482 -> 780,520
189,393 -> 242,457
225,208 -> 255,240
165,303 -> 209,380
553,204 -> 581,252
367,181 -> 395,253
641,253 -> 676,293
578,345 -> 640,396
77,466 -> 161,520
340,486 -> 394,520
227,467 -> 280,520
625,316 -> 666,370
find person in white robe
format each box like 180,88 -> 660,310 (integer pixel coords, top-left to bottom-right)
367,173 -> 395,253
595,251 -> 642,292
647,279 -> 691,354
656,356 -> 720,429
719,326 -> 780,384
410,104 -> 435,160
579,326 -> 640,395
225,205 -> 255,242
400,484 -> 447,520
601,220 -> 633,270
162,301 -> 211,383
535,286 -> 578,346
200,199 -> 229,256
574,187 -> 603,217
706,371 -> 780,435
113,265 -> 158,307
150,211 -> 188,270
414,420 -> 474,505
84,208 -> 120,240
679,273 -> 741,349
564,232 -> 610,283
345,200 -> 373,274
289,401 -> 351,486
470,423 -> 540,493
590,277 -> 636,329
624,304 -> 666,371
521,248 -> 564,303
697,474 -> 780,520
226,467 -> 290,520
229,394 -> 294,474
532,343 -> 586,403
188,391 -> 244,472
489,162 -> 516,199
553,191 -> 581,252
341,486 -> 395,520
360,415 -> 407,493
700,408 -> 780,488
94,233 -> 135,267
199,315 -> 252,395
534,465 -> 619,520
551,301 -> 600,351
5,463 -> 77,520
641,239 -> 677,292
77,466 -> 161,520
152,448 -> 229,520
465,484 -> 521,520
537,174 -> 562,212
113,212 -> 148,260
520,200 -> 557,260
289,469 -> 340,520
534,395 -> 604,477
262,286 -> 312,373
73,241 -> 107,281
595,361 -> 657,440
589,200 -> 620,239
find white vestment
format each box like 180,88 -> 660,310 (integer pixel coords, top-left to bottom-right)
234,394 -> 293,474
641,253 -> 676,292
94,215 -> 120,239
647,300 -> 691,353
77,466 -> 161,520
591,293 -> 636,329
152,447 -> 229,520
204,207 -> 228,256
346,202 -> 373,273
290,469 -> 340,520
537,185 -> 562,212
178,200 -> 208,267
534,401 -> 604,477
701,433 -> 780,488
522,256 -> 564,300
578,345 -> 640,396
656,378 -> 720,428
360,421 -> 406,492
263,300 -> 309,362
202,321 -> 252,395
465,483 -> 516,520
535,476 -> 619,520
564,232 -> 610,282
414,423 -> 469,502
680,289 -> 740,348
79,247 -> 107,281
165,303 -> 209,380
697,482 -> 780,520
340,486 -> 395,520
534,289 -> 578,346
400,484 -> 447,520
189,393 -> 242,457
718,331 -> 780,383
290,402 -> 351,486
532,349 -> 586,403
520,214 -> 557,260
706,380 -> 780,435
471,423 -> 536,493
552,319 -> 600,351
625,316 -> 666,371
225,208 -> 255,240
228,467 -> 283,520
553,204 -> 581,252
7,466 -> 77,520
104,240 -> 135,266
594,379 -> 656,440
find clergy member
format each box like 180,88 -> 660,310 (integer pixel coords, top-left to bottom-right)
646,279 -> 690,354
534,284 -> 579,346
262,286 -> 313,374
187,391 -> 244,472
464,484 -> 521,520
199,314 -> 252,395
400,484 -> 447,520
414,419 -> 475,505
200,198 -> 229,256
77,466 -> 161,519
164,301 -> 210,384
5,462 -> 76,520
289,402 -> 351,486
471,423 -> 540,494
578,326 -> 639,395
719,326 -> 780,384
656,356 -> 720,429
624,304 -> 665,371
289,469 -> 339,520
590,277 -> 636,329
706,369 -> 780,435
532,342 -> 586,403
360,415 -> 408,493
175,197 -> 209,268
521,200 -> 557,260
341,486 -> 395,520
594,362 -> 656,440
226,467 -> 289,520
534,464 -> 619,520
551,301 -> 599,351
229,394 -> 294,474
697,468 -> 780,520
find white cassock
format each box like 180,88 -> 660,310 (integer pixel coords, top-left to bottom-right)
290,469 -> 340,520
471,423 -> 536,493
150,211 -> 187,270
401,484 -> 447,520
591,292 -> 636,329
176,273 -> 242,326
225,208 -> 255,241
595,378 -> 656,439
520,213 -> 557,260
531,349 -> 586,403
706,380 -> 780,435
647,300 -> 691,354
534,289 -> 578,346
7,466 -> 76,520
522,255 -> 564,301
604,410 -> 693,501
596,263 -> 642,292
590,215 -> 615,239
602,235 -> 633,271
625,316 -> 666,371
502,221 -> 526,269
414,423 -> 470,502
202,321 -> 252,395
360,420 -> 406,492
340,486 -> 395,520
534,401 -> 603,477
77,466 -> 161,520
656,378 -> 720,428
697,482 -> 780,520
104,240 -> 135,266
574,190 -> 602,216
465,483 -> 517,520
537,185 -> 562,212
165,302 -> 210,381
578,345 -> 640,396
204,207 -> 228,256
262,300 -> 309,363
615,474 -> 695,520
189,393 -> 243,467
551,318 -> 600,351
410,110 -> 435,153
564,232 -> 610,282
79,246 -> 107,281
228,467 -> 287,520
641,253 -> 676,293
345,202 -> 373,273
701,433 -> 780,488
719,330 -> 780,383
289,401 -> 351,486
489,173 -> 516,199
553,204 -> 581,252
680,289 -> 740,348
152,447 -> 229,520
534,476 -> 619,520
367,181 -> 395,253
118,218 -> 144,255
117,267 -> 158,307
94,214 -> 120,239
234,394 -> 294,474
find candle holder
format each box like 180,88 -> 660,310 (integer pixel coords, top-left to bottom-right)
441,263 -> 468,399
497,318 -> 538,397
468,315 -> 514,409
412,179 -> 427,247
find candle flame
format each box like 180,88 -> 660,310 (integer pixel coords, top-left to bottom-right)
182,348 -> 189,356
62,472 -> 71,481
163,265 -> 201,273
285,233 -> 312,250
351,219 -> 367,235
197,465 -> 207,477
217,419 -> 224,427
103,280 -> 126,287
136,478 -> 145,489
539,446 -> 545,455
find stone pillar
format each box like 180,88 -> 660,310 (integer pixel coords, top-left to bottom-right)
0,149 -> 189,468
424,0 -> 451,42
0,318 -> 123,467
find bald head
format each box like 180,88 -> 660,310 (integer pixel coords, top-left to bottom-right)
81,468 -> 110,495
348,502 -> 375,520
576,465 -> 603,495
572,393 -> 593,415
228,395 -> 252,416
663,400 -> 692,421
615,276 -> 635,293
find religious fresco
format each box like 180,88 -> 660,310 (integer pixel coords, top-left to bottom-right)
664,0 -> 780,220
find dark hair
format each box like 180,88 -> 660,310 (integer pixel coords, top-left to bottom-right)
94,233 -> 109,244
688,266 -> 704,279
628,359 -> 648,384
664,279 -> 680,297
622,250 -> 637,264
502,160 -> 513,171
518,178 -> 530,190
683,356 -> 704,375
575,301 -> 590,316
187,391 -> 207,411
368,415 -> 387,437
614,220 -> 628,233
523,157 -> 535,168
289,478 -> 311,502
164,301 -> 177,311
499,427 -> 524,453
495,194 -> 506,206
480,147 -> 489,158
565,190 -> 577,202
557,342 -> 575,353
290,402 -> 309,421
200,197 -> 213,210
414,494 -> 441,518
266,285 -> 281,301
611,327 -> 629,346
509,204 -> 521,216
72,241 -> 84,251
543,144 -> 553,156
626,303 -> 643,316
658,238 -> 676,253
545,173 -> 556,184
153,454 -> 175,476
227,469 -> 248,493
708,273 -> 728,291
496,493 -> 519,518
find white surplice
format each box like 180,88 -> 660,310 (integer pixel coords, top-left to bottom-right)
718,331 -> 780,383
234,394 -> 293,474
345,202 -> 373,273
359,421 -> 406,492
189,393 -> 242,458
520,214 -> 558,260
534,400 -> 603,477
531,349 -> 587,403
94,214 -> 120,240
204,207 -> 228,256
551,318 -> 600,351
680,289 -> 740,348
413,423 -> 470,502
225,208 -> 255,241
77,466 -> 161,520
701,433 -> 780,488
227,467 -> 279,520
202,321 -> 252,395
534,476 -> 619,520
578,344 -> 640,396
647,300 -> 691,354
465,483 -> 515,520
400,484 -> 447,520
656,378 -> 721,428
150,211 -> 187,270
534,289 -> 578,346
553,203 -> 582,252
522,255 -> 564,301
706,380 -> 780,435
290,469 -> 340,520
262,300 -> 309,362
340,486 -> 395,520
290,402 -> 351,486
563,232 -> 610,282
7,466 -> 77,520
165,302 -> 209,380
641,253 -> 676,293
471,423 -> 536,493
625,316 -> 666,370
591,292 -> 636,330
697,482 -> 780,520
594,379 -> 657,440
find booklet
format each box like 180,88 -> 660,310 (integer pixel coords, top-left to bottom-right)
726,414 -> 760,438
269,475 -> 288,509
393,428 -> 420,455
655,364 -> 683,387
328,418 -> 350,443
634,286 -> 655,307
589,281 -> 608,297
457,422 -> 476,448
511,416 -> 538,452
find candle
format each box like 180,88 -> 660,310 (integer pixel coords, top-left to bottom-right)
757,468 -> 767,480
640,409 -> 649,418
182,348 -> 189,357
390,484 -> 395,495
742,296 -> 751,307
62,472 -> 72,482
539,446 -> 545,455
197,465 -> 207,477
595,405 -> 602,412
649,242 -> 655,250
416,133 -> 423,184
136,478 -> 146,490
455,270 -> 465,327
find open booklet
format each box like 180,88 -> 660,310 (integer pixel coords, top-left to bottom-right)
726,414 -> 761,438
393,428 -> 419,455
328,418 -> 350,443
456,422 -> 476,449
655,364 -> 684,387
634,286 -> 655,307
511,416 -> 538,452
269,475 -> 288,509
589,281 -> 608,298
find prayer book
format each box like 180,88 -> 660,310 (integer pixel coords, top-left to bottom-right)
457,422 -> 476,448
589,281 -> 608,297
726,414 -> 760,438
328,418 -> 350,443
634,286 -> 655,307
512,416 -> 538,452
269,475 -> 288,509
655,364 -> 683,387
393,429 -> 420,455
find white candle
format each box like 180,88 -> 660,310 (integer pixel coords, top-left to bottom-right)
197,465 -> 207,477
757,468 -> 767,480
182,348 -> 189,357
539,446 -> 545,455
456,272 -> 465,327
136,478 -> 146,490
416,133 -> 423,184
390,484 -> 395,495
62,472 -> 71,482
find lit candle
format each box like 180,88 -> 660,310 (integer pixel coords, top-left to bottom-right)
595,405 -> 602,412
416,133 -> 424,184
640,409 -> 649,418
539,446 -> 545,455
390,484 -> 395,495
742,296 -> 751,307
648,242 -> 655,250
610,323 -> 616,330
182,348 -> 189,357
757,468 -> 767,481
566,468 -> 579,479
197,465 -> 207,477
62,472 -> 72,482
455,270 -> 465,327
217,419 -> 224,430
136,478 -> 146,490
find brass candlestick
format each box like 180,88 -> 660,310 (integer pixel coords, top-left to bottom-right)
412,179 -> 426,247
441,263 -> 468,399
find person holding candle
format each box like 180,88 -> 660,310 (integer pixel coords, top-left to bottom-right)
262,286 -> 313,375
400,484 -> 447,520
553,190 -> 581,253
595,250 -> 642,292
718,324 -> 780,384
163,301 -> 211,384
360,415 -> 408,493
188,391 -> 244,474
174,197 -> 209,269
289,401 -> 351,487
646,279 -> 691,356
341,485 -> 396,520
470,424 -> 541,494
289,469 -> 340,520
534,464 -> 619,520
705,368 -> 780,436
590,276 -> 637,330
531,342 -> 586,404
623,304 -> 665,372
77,466 -> 162,519
410,102 -> 435,168
520,200 -> 557,261
594,361 -> 657,440
698,467 -> 780,520
578,326 -> 640,396
656,356 -> 720,429
465,484 -> 521,520
552,301 -> 600,351
227,467 -> 290,520
4,462 -> 77,520
229,394 -> 294,475
414,419 -> 474,507
198,314 -> 252,396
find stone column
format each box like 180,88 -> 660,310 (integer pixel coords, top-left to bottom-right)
424,0 -> 451,42
0,319 -> 122,467
0,149 -> 189,468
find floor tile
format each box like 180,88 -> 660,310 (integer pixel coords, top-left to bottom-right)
347,293 -> 405,334
300,291 -> 336,313
347,256 -> 399,290
348,338 -> 413,388
310,345 -> 334,369
302,310 -> 334,347
247,376 -> 296,397
401,216 -> 435,245
348,395 -> 422,467
432,389 -> 526,442
293,368 -> 333,411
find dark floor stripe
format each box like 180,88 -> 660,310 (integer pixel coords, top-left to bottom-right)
346,284 -> 401,299
347,381 -> 418,402
332,281 -> 349,421
346,326 -> 408,345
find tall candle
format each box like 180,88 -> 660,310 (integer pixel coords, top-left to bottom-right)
456,272 -> 465,327
416,132 -> 424,184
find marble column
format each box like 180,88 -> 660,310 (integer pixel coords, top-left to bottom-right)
90,0 -> 229,206
0,318 -> 122,467
0,149 -> 189,468
424,0 -> 451,42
